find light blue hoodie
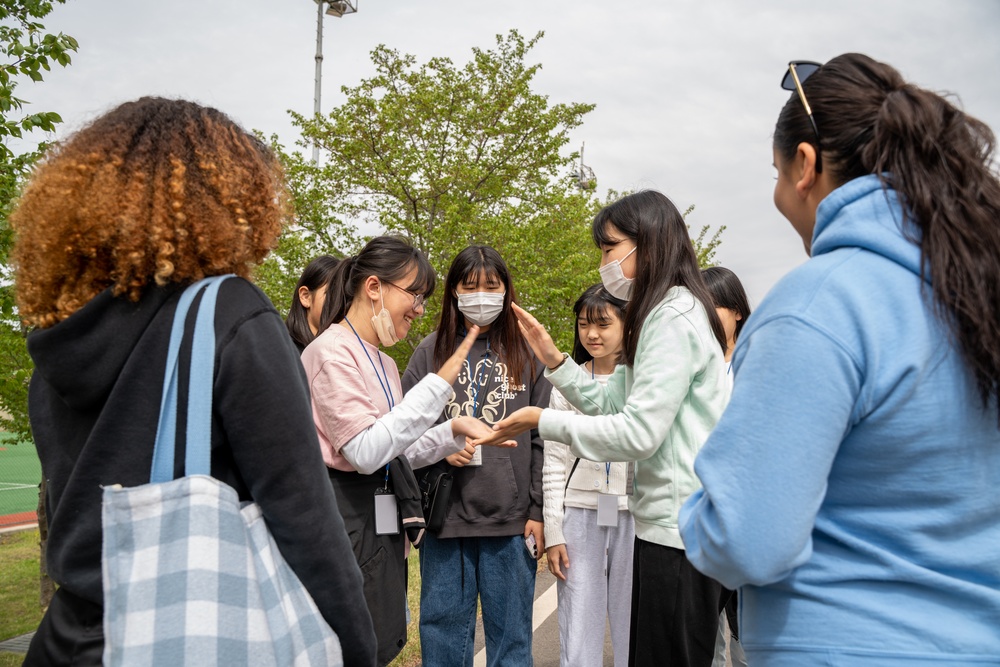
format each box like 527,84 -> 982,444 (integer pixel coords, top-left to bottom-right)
679,175 -> 1000,666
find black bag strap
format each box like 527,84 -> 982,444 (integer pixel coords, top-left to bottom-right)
564,457 -> 582,492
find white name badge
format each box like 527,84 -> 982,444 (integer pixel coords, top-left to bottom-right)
467,445 -> 483,467
374,491 -> 399,535
597,493 -> 618,527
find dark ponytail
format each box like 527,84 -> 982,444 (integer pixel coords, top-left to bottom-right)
775,52 -> 1000,423
285,255 -> 341,350
318,236 -> 436,333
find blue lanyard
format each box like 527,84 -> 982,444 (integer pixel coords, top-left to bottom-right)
344,318 -> 393,486
468,338 -> 491,417
344,317 -> 394,410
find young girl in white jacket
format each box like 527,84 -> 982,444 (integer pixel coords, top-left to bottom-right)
543,284 -> 634,667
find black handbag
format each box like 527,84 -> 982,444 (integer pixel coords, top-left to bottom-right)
418,466 -> 453,533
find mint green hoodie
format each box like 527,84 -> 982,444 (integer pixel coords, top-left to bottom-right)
538,286 -> 729,548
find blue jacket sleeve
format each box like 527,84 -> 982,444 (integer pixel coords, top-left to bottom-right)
679,314 -> 862,589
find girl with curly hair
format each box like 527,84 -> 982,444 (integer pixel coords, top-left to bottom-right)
13,97 -> 376,666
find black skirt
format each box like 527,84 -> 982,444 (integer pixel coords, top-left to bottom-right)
328,467 -> 407,667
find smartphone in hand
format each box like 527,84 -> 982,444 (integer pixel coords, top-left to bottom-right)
524,533 -> 538,559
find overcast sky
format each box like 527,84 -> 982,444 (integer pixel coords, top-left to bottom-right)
17,0 -> 1000,305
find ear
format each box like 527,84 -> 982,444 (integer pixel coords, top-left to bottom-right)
297,285 -> 312,309
362,275 -> 382,302
735,311 -> 743,321
793,142 -> 819,200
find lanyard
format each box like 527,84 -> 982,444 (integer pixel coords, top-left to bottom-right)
468,338 -> 491,417
344,317 -> 394,410
344,317 -> 393,487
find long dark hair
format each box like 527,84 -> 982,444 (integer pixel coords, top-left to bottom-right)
702,266 -> 752,344
433,245 -> 533,386
571,284 -> 627,365
775,52 -> 1000,423
286,255 -> 341,350
319,236 -> 435,332
592,191 -> 726,365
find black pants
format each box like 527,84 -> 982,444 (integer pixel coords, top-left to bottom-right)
23,587 -> 104,666
628,538 -> 724,667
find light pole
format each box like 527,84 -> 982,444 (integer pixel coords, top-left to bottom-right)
313,0 -> 358,164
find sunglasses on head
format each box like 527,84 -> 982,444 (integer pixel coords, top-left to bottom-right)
781,61 -> 824,172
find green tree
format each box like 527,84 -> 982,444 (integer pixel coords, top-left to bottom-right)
281,30 -> 601,358
0,0 -> 78,442
264,30 -> 725,360
253,135 -> 360,321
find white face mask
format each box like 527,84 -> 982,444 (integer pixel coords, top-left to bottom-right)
370,285 -> 399,347
599,246 -> 637,301
456,291 -> 506,327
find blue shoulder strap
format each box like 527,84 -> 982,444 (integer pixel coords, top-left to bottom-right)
149,275 -> 233,483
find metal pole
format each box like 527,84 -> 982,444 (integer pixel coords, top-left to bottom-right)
312,0 -> 324,164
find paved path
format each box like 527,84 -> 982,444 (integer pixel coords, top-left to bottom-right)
472,569 -> 618,667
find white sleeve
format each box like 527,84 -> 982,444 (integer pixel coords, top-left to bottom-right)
405,421 -> 467,470
340,373 -> 464,474
542,388 -> 574,547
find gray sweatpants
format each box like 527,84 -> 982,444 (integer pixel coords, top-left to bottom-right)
556,506 -> 635,667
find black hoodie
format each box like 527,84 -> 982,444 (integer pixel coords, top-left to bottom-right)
28,278 -> 377,666
401,330 -> 549,538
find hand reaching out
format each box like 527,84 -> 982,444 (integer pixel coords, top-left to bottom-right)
511,303 -> 564,369
469,406 -> 542,447
447,417 -> 516,467
435,325 -> 480,385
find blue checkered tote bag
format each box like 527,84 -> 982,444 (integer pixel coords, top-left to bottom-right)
101,276 -> 343,666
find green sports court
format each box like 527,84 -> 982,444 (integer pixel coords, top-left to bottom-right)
0,433 -> 41,528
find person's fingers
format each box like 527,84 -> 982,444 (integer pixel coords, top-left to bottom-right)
511,302 -> 537,325
550,557 -> 565,581
453,325 -> 480,358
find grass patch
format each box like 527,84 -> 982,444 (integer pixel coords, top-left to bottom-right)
0,529 -> 44,643
0,534 -> 539,665
389,549 -> 423,667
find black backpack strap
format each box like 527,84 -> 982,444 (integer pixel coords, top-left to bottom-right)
564,457 -> 582,492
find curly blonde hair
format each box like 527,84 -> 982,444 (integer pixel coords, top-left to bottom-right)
11,97 -> 290,328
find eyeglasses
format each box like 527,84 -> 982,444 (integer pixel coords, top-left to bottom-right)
781,60 -> 823,172
383,280 -> 427,310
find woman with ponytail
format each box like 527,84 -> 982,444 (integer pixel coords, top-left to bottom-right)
680,54 -> 1000,665
300,236 -> 513,666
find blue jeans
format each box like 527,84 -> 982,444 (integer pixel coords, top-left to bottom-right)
419,533 -> 537,667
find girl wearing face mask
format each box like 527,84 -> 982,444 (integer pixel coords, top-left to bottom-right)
285,254 -> 341,353
401,245 -> 551,667
543,284 -> 635,667
300,236 -> 514,667
474,191 -> 730,667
